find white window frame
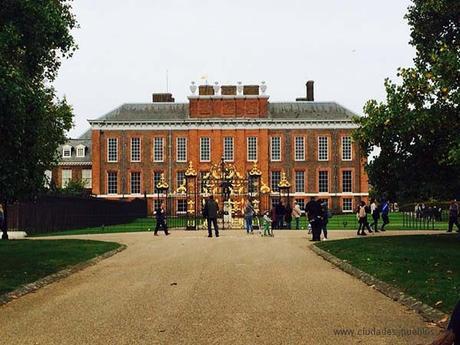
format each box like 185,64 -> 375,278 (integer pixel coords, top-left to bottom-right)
107,171 -> 118,194
247,137 -> 258,162
62,145 -> 72,158
131,137 -> 141,162
153,137 -> 164,162
294,137 -> 305,161
270,171 -> 281,192
176,171 -> 185,189
342,136 -> 352,161
295,171 -> 305,193
318,170 -> 329,193
61,169 -> 72,187
153,171 -> 163,193
223,137 -> 234,162
82,169 -> 92,189
318,136 -> 329,161
44,170 -> 52,187
342,170 -> 352,193
130,171 -> 141,194
343,198 -> 353,212
200,137 -> 211,162
176,137 -> 187,163
76,144 -> 85,158
107,138 -> 118,163
176,199 -> 187,214
270,137 -> 281,162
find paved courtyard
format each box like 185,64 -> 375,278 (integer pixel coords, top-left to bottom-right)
0,230 -> 442,344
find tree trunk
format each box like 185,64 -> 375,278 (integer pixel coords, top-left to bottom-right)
1,201 -> 8,240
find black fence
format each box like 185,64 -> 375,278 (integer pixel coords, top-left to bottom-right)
7,195 -> 147,235
401,210 -> 449,230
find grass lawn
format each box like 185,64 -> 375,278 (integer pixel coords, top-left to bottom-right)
316,234 -> 460,313
34,212 -> 448,237
0,239 -> 121,295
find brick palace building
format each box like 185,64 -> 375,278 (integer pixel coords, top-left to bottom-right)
52,81 -> 369,215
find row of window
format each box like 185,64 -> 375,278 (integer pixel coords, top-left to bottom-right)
60,169 -> 92,188
291,198 -> 354,212
104,170 -> 354,195
62,144 -> 86,158
106,136 -> 353,163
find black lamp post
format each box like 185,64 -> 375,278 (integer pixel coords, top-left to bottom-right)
184,161 -> 198,230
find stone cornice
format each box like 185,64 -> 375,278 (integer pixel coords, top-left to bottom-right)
88,119 -> 358,130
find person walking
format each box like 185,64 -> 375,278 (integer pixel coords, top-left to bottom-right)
244,200 -> 255,234
305,196 -> 322,241
320,200 -> 329,240
356,201 -> 372,236
380,199 -> 390,231
275,201 -> 286,229
285,204 -> 292,229
204,195 -> 219,237
448,199 -> 460,233
154,202 -> 169,236
370,198 -> 380,232
292,201 -> 302,230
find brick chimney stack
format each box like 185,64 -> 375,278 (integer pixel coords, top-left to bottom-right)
296,81 -> 315,102
152,93 -> 174,102
306,80 -> 314,101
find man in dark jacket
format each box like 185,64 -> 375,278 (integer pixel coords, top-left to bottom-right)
448,199 -> 460,233
204,195 -> 219,237
154,202 -> 169,236
305,197 -> 322,241
275,201 -> 286,229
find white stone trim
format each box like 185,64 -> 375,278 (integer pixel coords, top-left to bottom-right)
58,161 -> 92,166
187,95 -> 269,100
89,120 -> 358,131
270,192 -> 369,197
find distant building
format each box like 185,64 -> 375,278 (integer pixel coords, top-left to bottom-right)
52,81 -> 368,214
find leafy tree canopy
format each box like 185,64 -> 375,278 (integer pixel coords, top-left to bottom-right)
0,0 -> 77,203
354,0 -> 460,202
0,1 -> 77,238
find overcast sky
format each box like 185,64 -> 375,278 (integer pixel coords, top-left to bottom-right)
54,0 -> 416,138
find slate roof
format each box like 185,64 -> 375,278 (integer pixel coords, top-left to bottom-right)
88,101 -> 357,123
58,138 -> 92,164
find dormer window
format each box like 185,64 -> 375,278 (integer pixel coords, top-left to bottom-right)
76,144 -> 85,158
62,145 -> 72,158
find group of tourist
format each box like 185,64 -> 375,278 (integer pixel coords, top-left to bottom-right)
355,198 -> 390,236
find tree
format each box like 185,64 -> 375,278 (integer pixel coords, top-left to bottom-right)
354,0 -> 460,202
0,1 -> 77,239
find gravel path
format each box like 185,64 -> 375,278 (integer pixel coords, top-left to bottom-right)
0,230 -> 442,344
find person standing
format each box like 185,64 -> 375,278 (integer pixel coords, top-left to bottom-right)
370,198 -> 380,232
380,199 -> 390,231
448,199 -> 460,233
275,201 -> 286,229
244,200 -> 255,234
0,204 -> 4,229
292,201 -> 302,230
320,200 -> 329,240
204,195 -> 219,237
154,202 -> 169,236
305,196 -> 322,241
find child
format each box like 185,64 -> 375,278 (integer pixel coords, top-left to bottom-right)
263,211 -> 273,237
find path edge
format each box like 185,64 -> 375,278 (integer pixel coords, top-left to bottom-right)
0,244 -> 127,306
310,244 -> 449,326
